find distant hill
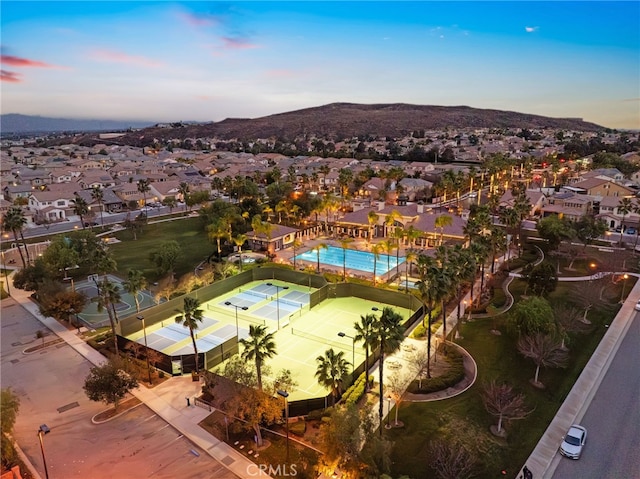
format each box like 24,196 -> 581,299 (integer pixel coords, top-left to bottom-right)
11,103 -> 605,147
0,114 -> 156,135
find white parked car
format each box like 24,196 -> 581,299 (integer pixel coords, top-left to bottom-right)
635,300 -> 640,311
560,425 -> 587,459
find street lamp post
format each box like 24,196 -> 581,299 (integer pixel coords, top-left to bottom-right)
225,301 -> 248,337
267,283 -> 289,330
386,396 -> 392,428
620,273 -> 629,303
37,424 -> 51,479
277,390 -> 290,463
137,315 -> 152,384
2,250 -> 11,296
337,332 -> 355,377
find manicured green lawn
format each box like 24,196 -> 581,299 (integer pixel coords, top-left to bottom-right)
388,279 -> 621,479
109,217 -> 212,281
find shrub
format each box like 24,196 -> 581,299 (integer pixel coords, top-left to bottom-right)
406,348 -> 465,394
410,308 -> 441,339
289,420 -> 307,436
340,373 -> 372,406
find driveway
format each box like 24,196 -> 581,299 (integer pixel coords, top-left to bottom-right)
1,298 -> 237,479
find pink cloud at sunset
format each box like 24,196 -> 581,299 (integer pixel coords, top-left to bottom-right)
1,69 -> 22,82
90,49 -> 164,67
221,37 -> 259,50
1,54 -> 57,68
178,11 -> 220,28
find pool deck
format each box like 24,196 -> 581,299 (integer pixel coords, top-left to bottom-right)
274,236 -> 417,282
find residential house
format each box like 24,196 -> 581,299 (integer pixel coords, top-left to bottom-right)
570,177 -> 634,198
248,223 -> 299,254
540,192 -> 593,221
27,190 -> 74,223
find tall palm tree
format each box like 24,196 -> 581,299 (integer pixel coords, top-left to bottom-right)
338,237 -> 354,281
291,238 -> 303,270
232,233 -> 248,271
372,307 -> 404,435
415,254 -> 439,377
434,214 -> 453,246
367,210 -> 379,244
381,238 -> 395,282
384,209 -> 402,238
137,179 -> 151,220
434,247 -> 454,355
2,206 -> 30,267
178,182 -> 190,212
122,269 -> 147,314
313,243 -> 328,273
499,207 -> 519,261
94,278 -> 122,355
207,218 -> 228,259
354,313 -> 377,390
175,297 -> 204,373
405,250 -> 418,292
617,197 -> 633,245
315,348 -> 350,406
240,324 -> 277,391
91,186 -> 105,226
72,195 -> 90,230
371,243 -> 384,286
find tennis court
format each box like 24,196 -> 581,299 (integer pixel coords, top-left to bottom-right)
74,274 -> 158,328
122,278 -> 414,401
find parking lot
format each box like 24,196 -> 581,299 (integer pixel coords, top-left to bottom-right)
1,298 -> 237,479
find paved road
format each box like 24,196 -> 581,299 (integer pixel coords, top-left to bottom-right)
551,313 -> 640,479
1,297 -> 237,479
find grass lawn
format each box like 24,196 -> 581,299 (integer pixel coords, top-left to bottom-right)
388,278 -> 622,479
109,217 -> 212,281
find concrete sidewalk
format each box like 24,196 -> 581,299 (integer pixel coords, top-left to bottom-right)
6,274 -> 267,479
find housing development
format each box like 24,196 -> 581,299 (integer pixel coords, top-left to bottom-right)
2,123 -> 640,479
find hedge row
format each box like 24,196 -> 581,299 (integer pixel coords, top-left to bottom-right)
406,348 -> 465,394
410,307 -> 442,339
340,372 -> 372,406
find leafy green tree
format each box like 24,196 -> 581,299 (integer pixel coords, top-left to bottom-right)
509,296 -> 555,336
573,216 -> 607,252
151,240 -> 181,278
319,405 -> 363,474
162,196 -> 177,212
41,236 -> 80,275
525,261 -> 558,296
240,324 -> 277,391
175,297 -> 204,373
12,259 -> 52,292
83,358 -> 139,411
315,348 -> 350,406
1,388 -> 21,471
536,215 -> 572,251
39,290 -> 87,325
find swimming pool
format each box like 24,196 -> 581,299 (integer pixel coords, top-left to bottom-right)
294,245 -> 405,274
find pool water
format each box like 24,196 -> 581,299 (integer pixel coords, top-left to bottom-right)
294,245 -> 405,274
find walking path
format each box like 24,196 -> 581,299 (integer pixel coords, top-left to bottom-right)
6,275 -> 268,479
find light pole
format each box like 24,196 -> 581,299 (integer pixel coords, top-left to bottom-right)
137,315 -> 152,384
267,283 -> 289,330
386,395 -> 392,428
1,250 -> 10,296
225,301 -> 248,337
338,332 -> 355,377
277,390 -> 290,463
620,273 -> 629,303
37,424 -> 50,479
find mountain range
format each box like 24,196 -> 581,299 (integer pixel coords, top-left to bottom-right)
2,104 -> 604,145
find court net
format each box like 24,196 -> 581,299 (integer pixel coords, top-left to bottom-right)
290,328 -> 352,351
207,303 -> 266,327
238,288 -> 272,301
278,297 -> 304,309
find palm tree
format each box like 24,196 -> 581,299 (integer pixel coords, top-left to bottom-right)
338,237 -> 354,281
122,269 -> 147,314
207,218 -> 228,259
178,182 -> 190,212
372,307 -> 404,435
415,254 -> 439,377
354,313 -> 377,390
2,206 -> 30,267
434,247 -> 454,355
313,243 -> 328,273
434,214 -> 453,246
371,243 -> 384,286
175,297 -> 205,373
240,324 -> 277,391
291,238 -> 303,270
232,234 -> 248,271
404,250 -> 417,292
384,209 -> 402,238
72,195 -> 90,230
137,179 -> 151,220
367,210 -> 379,244
91,186 -> 105,226
94,278 -> 122,355
381,238 -> 395,282
617,197 -> 633,245
315,348 -> 350,406
499,207 -> 519,262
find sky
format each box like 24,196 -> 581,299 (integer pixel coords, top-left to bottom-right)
1,1 -> 639,129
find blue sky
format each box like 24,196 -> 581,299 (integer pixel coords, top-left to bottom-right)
1,1 -> 638,129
